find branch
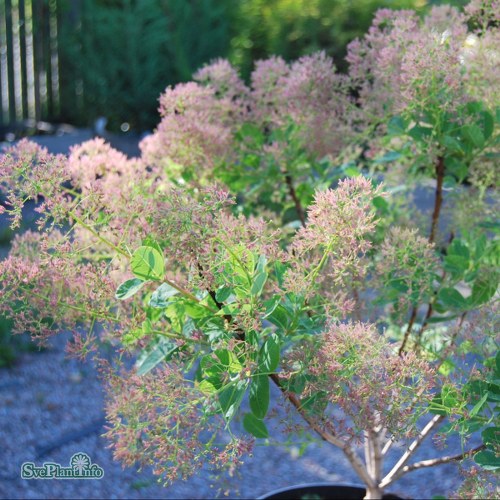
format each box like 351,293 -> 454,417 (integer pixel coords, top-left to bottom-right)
380,414 -> 444,488
202,270 -> 376,489
429,156 -> 445,244
389,444 -> 486,479
381,435 -> 395,456
283,169 -> 306,228
416,232 -> 455,349
268,376 -> 375,489
398,305 -> 418,355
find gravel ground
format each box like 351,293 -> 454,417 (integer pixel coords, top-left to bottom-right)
0,334 -> 467,500
0,132 -> 481,499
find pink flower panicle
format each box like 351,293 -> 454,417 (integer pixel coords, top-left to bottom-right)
104,363 -> 253,485
141,81 -> 240,177
286,321 -> 435,441
285,177 -> 382,307
282,52 -> 355,158
194,58 -> 249,108
0,139 -> 70,227
250,56 -> 289,127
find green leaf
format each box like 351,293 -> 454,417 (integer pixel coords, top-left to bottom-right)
198,379 -> 217,395
444,157 -> 468,182
215,286 -> 232,303
479,111 -> 494,140
136,339 -> 178,375
344,166 -> 361,177
237,123 -> 265,146
287,374 -> 307,394
465,101 -> 484,115
438,359 -> 455,376
372,196 -> 389,212
115,278 -> 145,300
470,392 -> 489,417
443,136 -> 465,155
486,381 -> 500,402
250,255 -> 268,296
218,380 -> 247,421
273,262 -> 288,288
259,335 -> 280,373
482,427 -> 500,448
141,236 -> 163,254
408,125 -> 432,142
449,239 -> 470,259
215,349 -> 243,374
387,115 -> 408,135
266,304 -> 289,330
249,374 -> 270,419
444,255 -> 469,278
478,220 -> 500,232
256,254 -> 267,274
461,124 -> 485,149
131,246 -> 165,281
438,287 -> 468,311
243,412 -> 269,438
149,283 -> 179,308
443,386 -> 459,407
251,271 -> 268,296
264,296 -> 281,318
474,450 -> 500,470
469,274 -> 498,307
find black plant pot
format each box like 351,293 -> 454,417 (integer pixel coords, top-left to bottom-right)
258,483 -> 403,500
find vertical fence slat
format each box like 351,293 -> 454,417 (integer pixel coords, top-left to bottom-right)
0,0 -> 85,131
42,0 -> 52,119
32,0 -> 43,121
18,0 -> 29,120
12,0 -> 24,121
5,0 -> 16,123
49,0 -> 58,117
25,0 -> 36,121
0,0 -> 5,126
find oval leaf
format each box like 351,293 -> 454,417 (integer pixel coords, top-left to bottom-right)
249,374 -> 270,419
438,287 -> 467,311
115,278 -> 145,300
469,274 -> 498,308
243,413 -> 269,439
149,283 -> 179,308
218,380 -> 247,421
136,339 -> 178,376
259,335 -> 280,373
474,450 -> 500,470
131,246 -> 165,281
482,427 -> 500,447
251,271 -> 268,296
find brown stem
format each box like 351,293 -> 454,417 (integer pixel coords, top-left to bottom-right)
415,232 -> 454,350
268,374 -> 344,447
401,170 -> 449,355
203,275 -> 375,489
429,156 -> 445,244
283,169 -> 306,228
398,306 -> 418,356
270,373 -> 375,488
